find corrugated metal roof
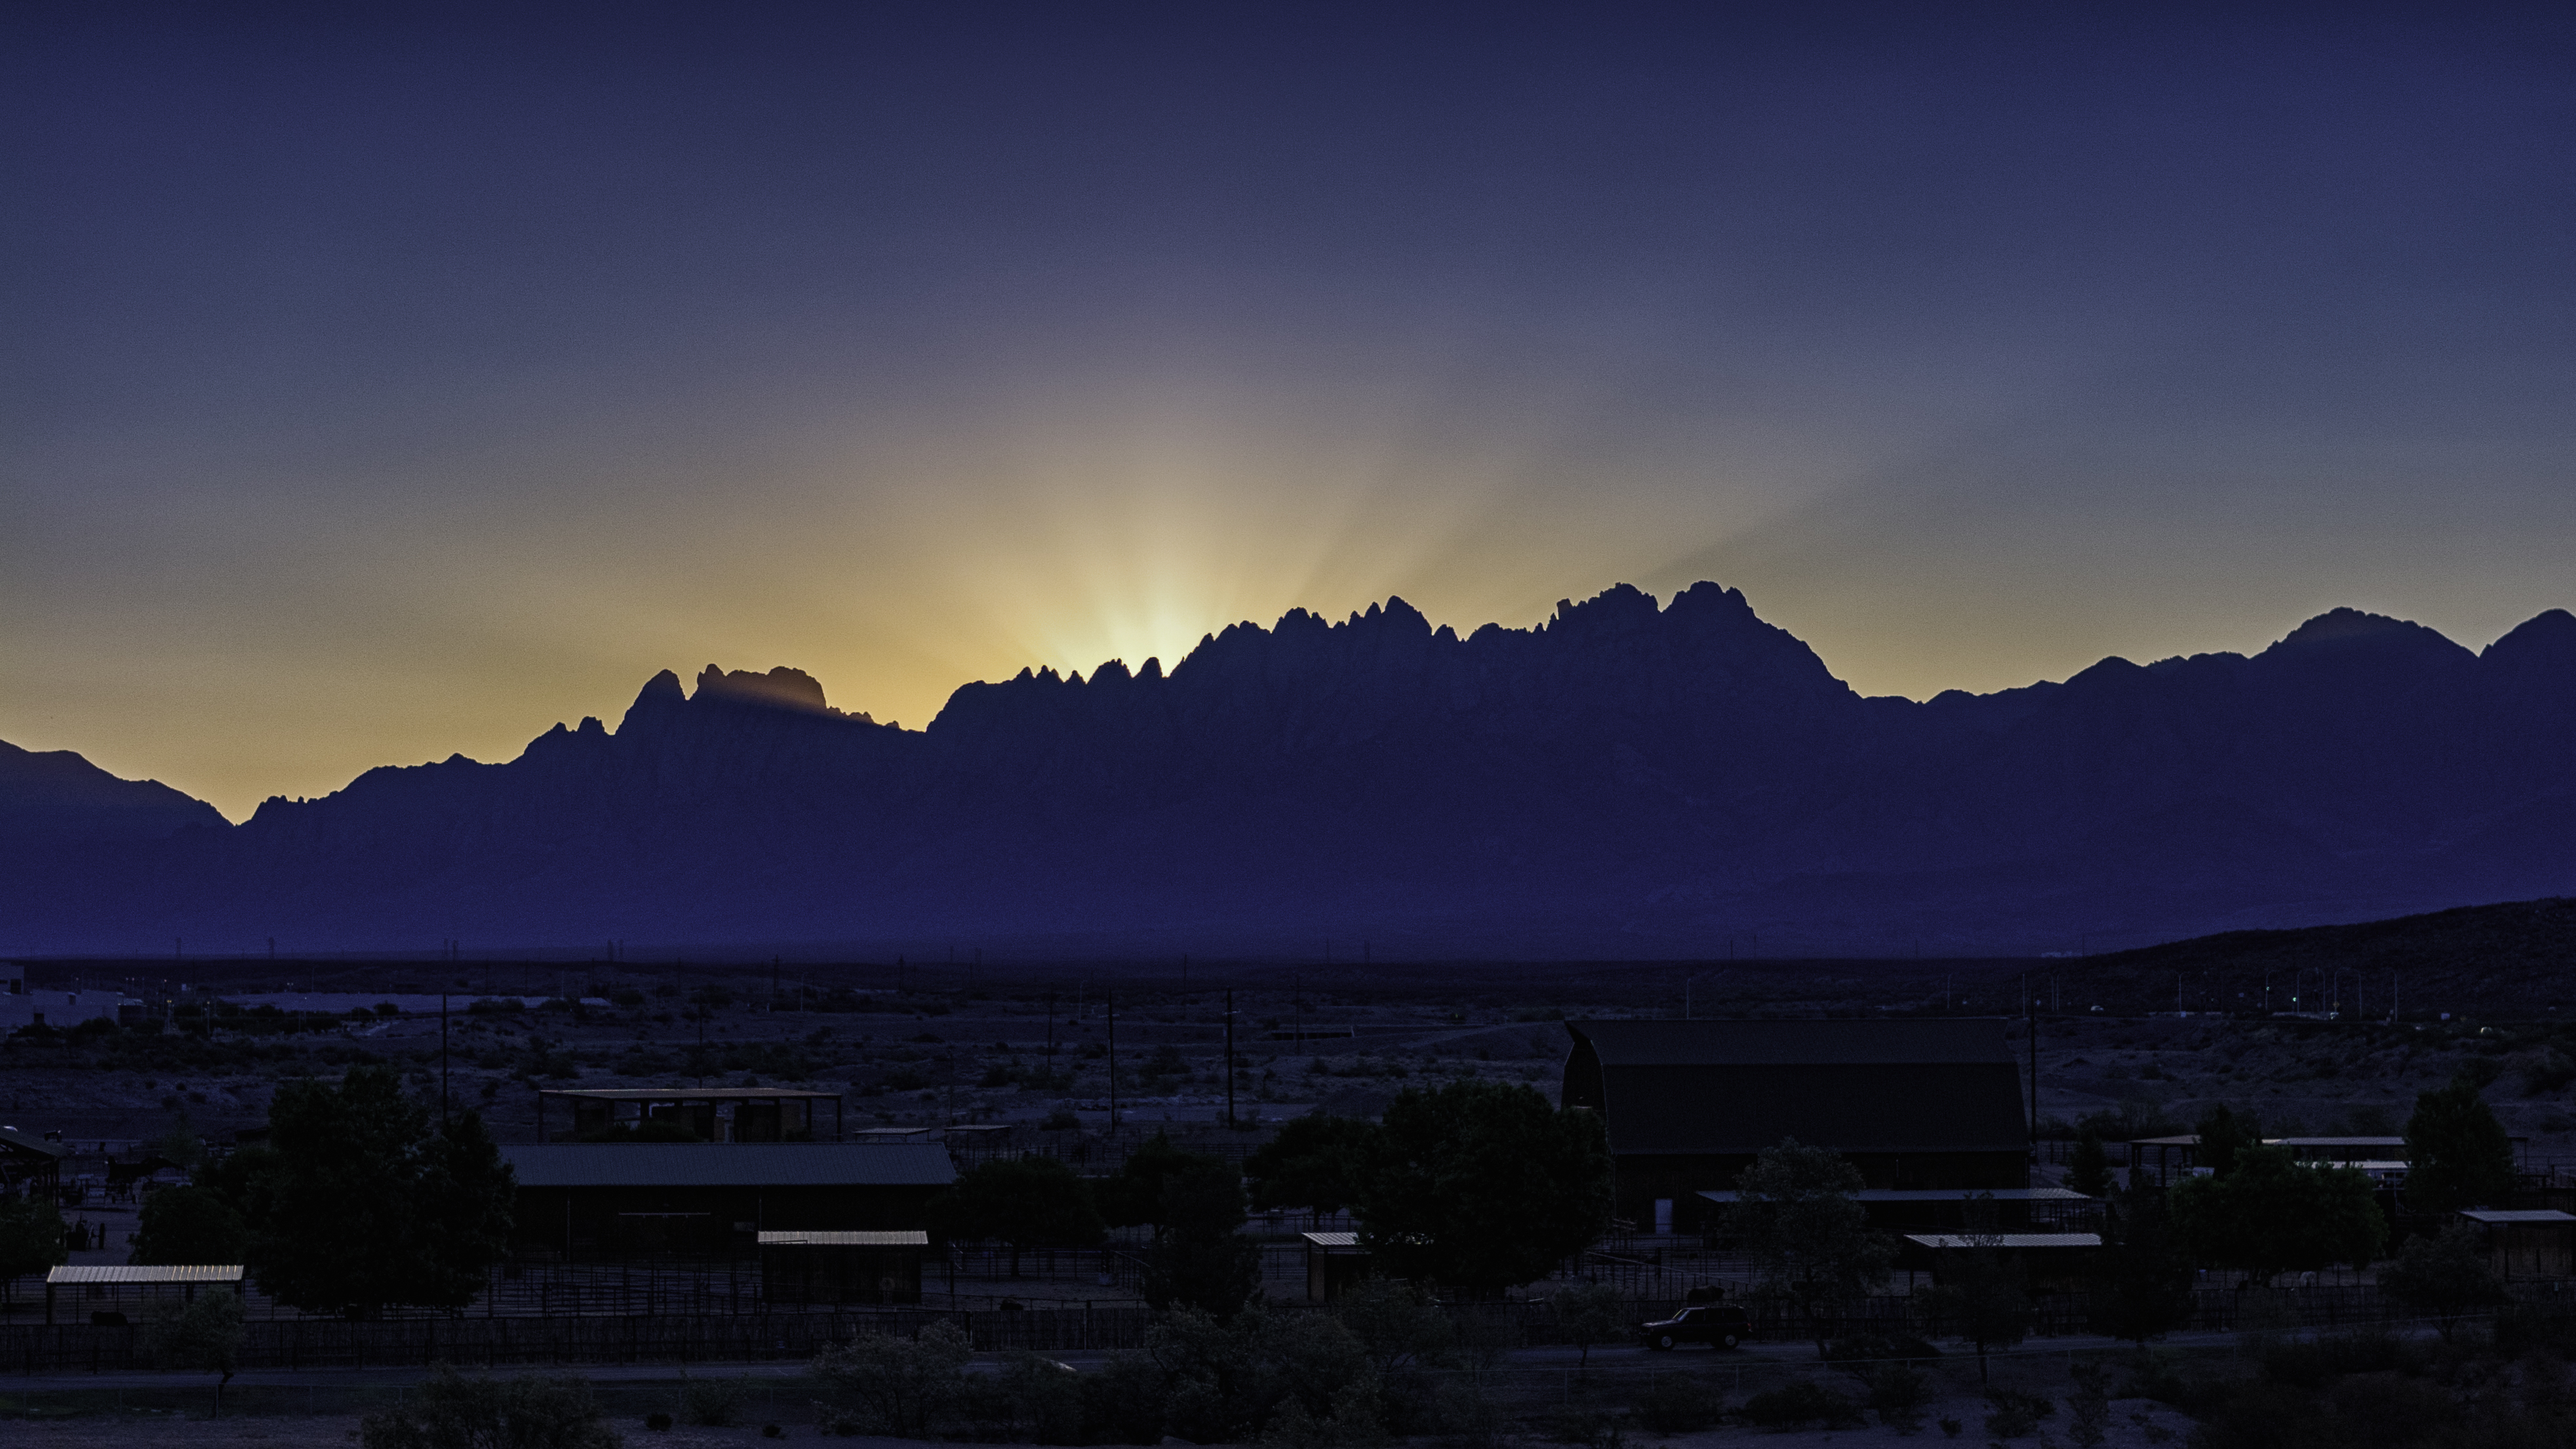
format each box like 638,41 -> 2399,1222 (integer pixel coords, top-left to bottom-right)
501,1143 -> 955,1189
540,1088 -> 842,1100
757,1231 -> 930,1246
1301,1232 -> 1360,1248
1569,1020 -> 2017,1067
49,1265 -> 243,1284
2461,1210 -> 2576,1223
1902,1234 -> 2101,1249
1699,1188 -> 2091,1203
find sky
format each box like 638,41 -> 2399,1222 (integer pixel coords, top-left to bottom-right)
7,5 -> 2573,821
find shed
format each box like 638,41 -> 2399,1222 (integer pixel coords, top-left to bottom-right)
1897,1233 -> 2103,1292
0,1126 -> 69,1200
539,1088 -> 844,1143
46,1265 -> 242,1325
1563,1020 -> 2030,1229
502,1143 -> 954,1258
758,1229 -> 928,1304
1302,1231 -> 1374,1302
2457,1210 -> 2576,1279
1698,1186 -> 2099,1233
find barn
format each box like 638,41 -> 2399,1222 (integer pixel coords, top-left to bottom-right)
1561,1019 -> 2031,1233
500,1142 -> 955,1259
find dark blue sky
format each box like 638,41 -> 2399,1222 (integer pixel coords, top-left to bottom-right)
8,5 -> 2573,816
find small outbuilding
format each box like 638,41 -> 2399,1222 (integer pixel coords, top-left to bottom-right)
46,1265 -> 242,1325
1897,1233 -> 2103,1292
758,1229 -> 928,1304
0,1127 -> 69,1201
2457,1209 -> 2576,1279
1301,1231 -> 1374,1302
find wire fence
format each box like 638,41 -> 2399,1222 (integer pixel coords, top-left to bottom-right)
13,1280 -> 2576,1375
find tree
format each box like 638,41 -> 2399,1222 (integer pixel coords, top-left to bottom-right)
2404,1076 -> 2516,1213
1353,1080 -> 1611,1293
2066,1128 -> 2113,1199
1732,1139 -> 1893,1353
2193,1104 -> 2261,1178
1923,1201 -> 2029,1382
2170,1145 -> 2385,1286
130,1185 -> 248,1266
2378,1220 -> 2507,1342
228,1067 -> 515,1315
1245,1114 -> 1373,1218
1551,1280 -> 1625,1369
410,1111 -> 517,1305
359,1366 -> 620,1449
2089,1181 -> 2195,1347
928,1155 -> 1104,1276
143,1287 -> 244,1415
0,1194 -> 68,1285
1140,1155 -> 1261,1317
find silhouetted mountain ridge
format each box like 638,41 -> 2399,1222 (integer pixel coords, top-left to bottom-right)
5,583 -> 2571,957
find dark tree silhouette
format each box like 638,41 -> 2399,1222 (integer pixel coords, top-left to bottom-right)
1355,1080 -> 1611,1294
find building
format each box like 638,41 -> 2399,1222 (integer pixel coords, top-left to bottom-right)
1562,1019 -> 2031,1232
1697,1186 -> 2098,1233
0,1126 -> 69,1200
0,975 -> 142,1034
500,1142 -> 954,1258
1895,1233 -> 2103,1292
758,1229 -> 928,1304
2457,1209 -> 2576,1278
538,1088 -> 845,1142
1301,1231 -> 1374,1301
46,1265 -> 241,1325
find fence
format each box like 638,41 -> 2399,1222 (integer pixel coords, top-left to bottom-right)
15,1281 -> 2576,1375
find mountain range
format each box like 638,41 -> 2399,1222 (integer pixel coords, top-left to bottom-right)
6,582 -> 2573,959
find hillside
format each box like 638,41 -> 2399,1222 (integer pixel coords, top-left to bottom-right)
2046,896 -> 2576,1021
4,583 -> 2572,957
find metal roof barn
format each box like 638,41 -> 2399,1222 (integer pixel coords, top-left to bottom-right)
1562,1020 -> 2032,1232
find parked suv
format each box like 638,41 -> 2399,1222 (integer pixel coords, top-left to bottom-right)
1637,1302 -> 1750,1351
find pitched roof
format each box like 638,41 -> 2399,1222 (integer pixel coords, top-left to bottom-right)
1565,1020 -> 2029,1157
500,1143 -> 955,1189
0,1126 -> 70,1160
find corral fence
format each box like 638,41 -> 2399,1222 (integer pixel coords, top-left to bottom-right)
12,1280 -> 2576,1374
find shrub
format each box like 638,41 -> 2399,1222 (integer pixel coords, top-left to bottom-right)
677,1374 -> 749,1426
1983,1386 -> 2054,1439
1865,1362 -> 1930,1434
1635,1371 -> 1724,1433
1741,1381 -> 1863,1428
810,1320 -> 972,1437
360,1367 -> 619,1448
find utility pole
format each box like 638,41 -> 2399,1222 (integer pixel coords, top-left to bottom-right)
1045,991 -> 1058,1085
441,988 -> 451,1125
2024,974 -> 2039,1145
1107,988 -> 1119,1134
1224,987 -> 1237,1128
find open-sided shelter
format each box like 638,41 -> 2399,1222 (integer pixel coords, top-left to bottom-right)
0,1126 -> 68,1201
2459,1209 -> 2576,1278
47,1265 -> 241,1325
758,1229 -> 928,1304
501,1142 -> 953,1258
1562,1020 -> 2030,1231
